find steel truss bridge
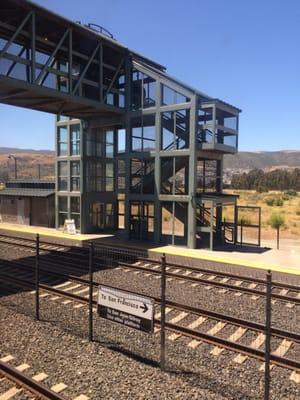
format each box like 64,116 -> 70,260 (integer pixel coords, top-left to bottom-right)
0,0 -> 163,118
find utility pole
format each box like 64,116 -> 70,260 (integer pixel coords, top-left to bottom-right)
8,155 -> 17,180
38,163 -> 41,180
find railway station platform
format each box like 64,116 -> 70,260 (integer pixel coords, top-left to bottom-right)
150,245 -> 300,277
0,223 -> 112,244
0,222 -> 299,277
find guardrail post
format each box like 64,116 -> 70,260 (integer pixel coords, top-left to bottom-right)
35,233 -> 40,321
264,270 -> 272,400
160,253 -> 166,371
88,241 -> 94,342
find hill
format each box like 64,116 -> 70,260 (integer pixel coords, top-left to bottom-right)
224,150 -> 300,171
0,147 -> 300,182
0,147 -> 55,181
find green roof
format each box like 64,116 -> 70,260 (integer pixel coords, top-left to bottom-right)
0,188 -> 54,198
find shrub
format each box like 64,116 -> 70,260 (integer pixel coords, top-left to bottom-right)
265,196 -> 283,206
269,213 -> 285,229
256,186 -> 268,193
265,198 -> 275,206
274,198 -> 283,206
284,189 -> 297,197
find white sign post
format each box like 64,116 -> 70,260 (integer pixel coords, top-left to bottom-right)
98,285 -> 154,333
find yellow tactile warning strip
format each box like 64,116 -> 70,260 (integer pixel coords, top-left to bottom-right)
0,223 -> 112,242
149,246 -> 300,276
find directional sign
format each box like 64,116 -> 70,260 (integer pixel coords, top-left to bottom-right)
97,285 -> 154,333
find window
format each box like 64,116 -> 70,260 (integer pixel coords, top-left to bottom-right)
105,162 -> 114,191
131,70 -> 156,110
58,161 -> 68,191
130,201 -> 154,239
57,126 -> 68,156
117,128 -> 126,153
161,157 -> 188,195
70,124 -> 80,155
105,130 -> 114,158
117,159 -> 126,190
89,202 -> 115,230
70,197 -> 80,229
161,110 -> 189,150
58,196 -> 68,227
162,84 -> 190,106
130,158 -> 154,194
118,200 -> 125,229
131,115 -> 155,152
71,161 -> 80,191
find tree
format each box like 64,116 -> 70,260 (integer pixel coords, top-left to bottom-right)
269,213 -> 285,250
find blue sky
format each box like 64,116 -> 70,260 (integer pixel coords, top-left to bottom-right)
1,0 -> 299,151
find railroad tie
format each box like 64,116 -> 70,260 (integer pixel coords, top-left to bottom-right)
154,307 -> 172,333
16,363 -> 30,372
233,281 -> 243,296
61,284 -> 82,292
211,327 -> 247,356
51,383 -> 68,393
73,287 -> 89,295
233,333 -> 265,364
169,316 -> 207,342
218,278 -> 229,293
259,339 -> 292,372
248,283 -> 259,300
0,387 -> 22,400
32,372 -> 48,382
166,312 -> 188,339
53,281 -> 73,289
0,355 -> 14,362
188,321 -> 226,349
272,289 -> 288,305
73,395 -> 89,400
290,371 -> 300,384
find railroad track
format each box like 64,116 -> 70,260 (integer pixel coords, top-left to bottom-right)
0,354 -> 88,400
0,265 -> 299,382
1,234 -> 300,307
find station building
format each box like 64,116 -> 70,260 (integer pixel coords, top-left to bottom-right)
0,0 -> 241,249
0,180 -> 55,227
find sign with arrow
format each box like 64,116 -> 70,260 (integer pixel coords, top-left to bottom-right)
97,285 -> 154,333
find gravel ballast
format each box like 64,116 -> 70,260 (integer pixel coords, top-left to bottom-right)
0,244 -> 299,399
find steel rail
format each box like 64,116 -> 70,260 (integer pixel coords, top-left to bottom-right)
0,361 -> 66,400
2,232 -> 299,291
1,235 -> 300,302
0,266 -> 299,343
1,271 -> 299,373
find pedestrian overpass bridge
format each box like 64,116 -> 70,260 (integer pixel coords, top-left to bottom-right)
0,0 -> 164,118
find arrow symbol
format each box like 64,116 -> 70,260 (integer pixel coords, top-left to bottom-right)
140,303 -> 148,313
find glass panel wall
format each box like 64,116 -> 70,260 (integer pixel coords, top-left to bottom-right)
70,197 -> 80,229
131,70 -> 156,110
58,161 -> 68,191
131,114 -> 155,152
70,161 -> 80,191
130,158 -> 154,194
161,109 -> 189,150
58,196 -> 68,227
57,126 -> 68,156
161,157 -> 188,195
130,201 -> 154,239
70,124 -> 80,156
89,202 -> 115,230
161,84 -> 190,106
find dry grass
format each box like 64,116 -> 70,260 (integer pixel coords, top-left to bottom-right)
225,190 -> 300,239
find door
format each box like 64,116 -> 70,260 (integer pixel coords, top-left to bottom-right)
17,198 -> 25,224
